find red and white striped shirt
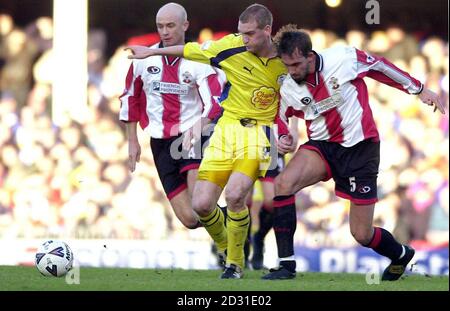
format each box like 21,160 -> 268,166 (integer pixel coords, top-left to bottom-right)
277,46 -> 423,147
119,43 -> 224,139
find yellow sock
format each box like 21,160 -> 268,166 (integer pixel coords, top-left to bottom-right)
226,208 -> 250,269
199,207 -> 227,253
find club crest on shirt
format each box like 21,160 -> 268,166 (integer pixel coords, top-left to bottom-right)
182,71 -> 195,86
329,77 -> 340,90
251,86 -> 277,109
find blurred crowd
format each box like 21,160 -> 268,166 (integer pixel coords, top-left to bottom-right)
0,13 -> 448,249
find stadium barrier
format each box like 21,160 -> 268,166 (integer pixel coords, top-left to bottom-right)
0,239 -> 447,275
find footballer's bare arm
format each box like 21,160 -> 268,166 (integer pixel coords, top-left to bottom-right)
125,45 -> 184,59
126,122 -> 141,172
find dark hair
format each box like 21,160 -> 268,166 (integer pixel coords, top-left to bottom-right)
239,3 -> 273,29
274,24 -> 312,57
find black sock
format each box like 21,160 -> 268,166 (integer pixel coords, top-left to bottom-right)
280,260 -> 296,272
254,205 -> 273,242
273,195 -> 297,268
363,227 -> 403,261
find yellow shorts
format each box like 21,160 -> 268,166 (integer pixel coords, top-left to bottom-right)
198,115 -> 273,188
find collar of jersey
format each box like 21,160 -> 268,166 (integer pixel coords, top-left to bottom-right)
157,41 -> 181,66
248,49 -> 279,66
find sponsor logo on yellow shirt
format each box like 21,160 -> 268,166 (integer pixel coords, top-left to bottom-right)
251,87 -> 277,109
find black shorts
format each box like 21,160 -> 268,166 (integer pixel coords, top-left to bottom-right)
150,134 -> 201,200
259,154 -> 285,182
301,139 -> 380,204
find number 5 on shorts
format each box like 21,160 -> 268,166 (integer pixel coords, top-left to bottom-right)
349,176 -> 356,192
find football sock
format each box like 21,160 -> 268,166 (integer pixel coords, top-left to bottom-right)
226,208 -> 250,268
199,206 -> 227,253
363,227 -> 403,260
273,195 -> 297,271
279,256 -> 296,272
254,205 -> 273,241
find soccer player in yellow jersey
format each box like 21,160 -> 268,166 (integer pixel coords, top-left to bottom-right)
126,3 -> 287,279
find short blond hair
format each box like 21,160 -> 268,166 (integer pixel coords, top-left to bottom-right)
239,3 -> 273,29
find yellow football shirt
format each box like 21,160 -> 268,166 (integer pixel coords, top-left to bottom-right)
184,34 -> 287,122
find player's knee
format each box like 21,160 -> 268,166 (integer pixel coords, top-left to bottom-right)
274,174 -> 296,195
181,218 -> 201,230
351,228 -> 373,245
224,187 -> 246,207
173,205 -> 202,229
192,197 -> 212,217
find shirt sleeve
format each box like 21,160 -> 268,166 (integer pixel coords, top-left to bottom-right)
349,47 -> 423,95
183,34 -> 244,68
196,66 -> 224,120
275,91 -> 295,138
119,61 -> 144,123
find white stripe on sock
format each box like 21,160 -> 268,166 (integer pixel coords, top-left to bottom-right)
398,245 -> 406,259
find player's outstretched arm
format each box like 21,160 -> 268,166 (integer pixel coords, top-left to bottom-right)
124,45 -> 185,59
418,88 -> 446,114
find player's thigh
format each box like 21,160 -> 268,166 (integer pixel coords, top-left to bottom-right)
151,138 -> 188,199
192,179 -> 223,216
277,148 -> 328,194
332,140 -> 379,205
169,189 -> 198,227
261,180 -> 275,210
197,141 -> 233,188
186,168 -> 198,196
233,137 -> 270,183
197,125 -> 234,188
225,171 -> 255,212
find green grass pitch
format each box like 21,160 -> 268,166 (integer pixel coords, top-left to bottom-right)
0,266 -> 448,291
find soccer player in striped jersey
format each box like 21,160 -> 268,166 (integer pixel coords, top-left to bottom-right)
120,3 -> 224,230
125,4 -> 287,279
265,25 -> 445,280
